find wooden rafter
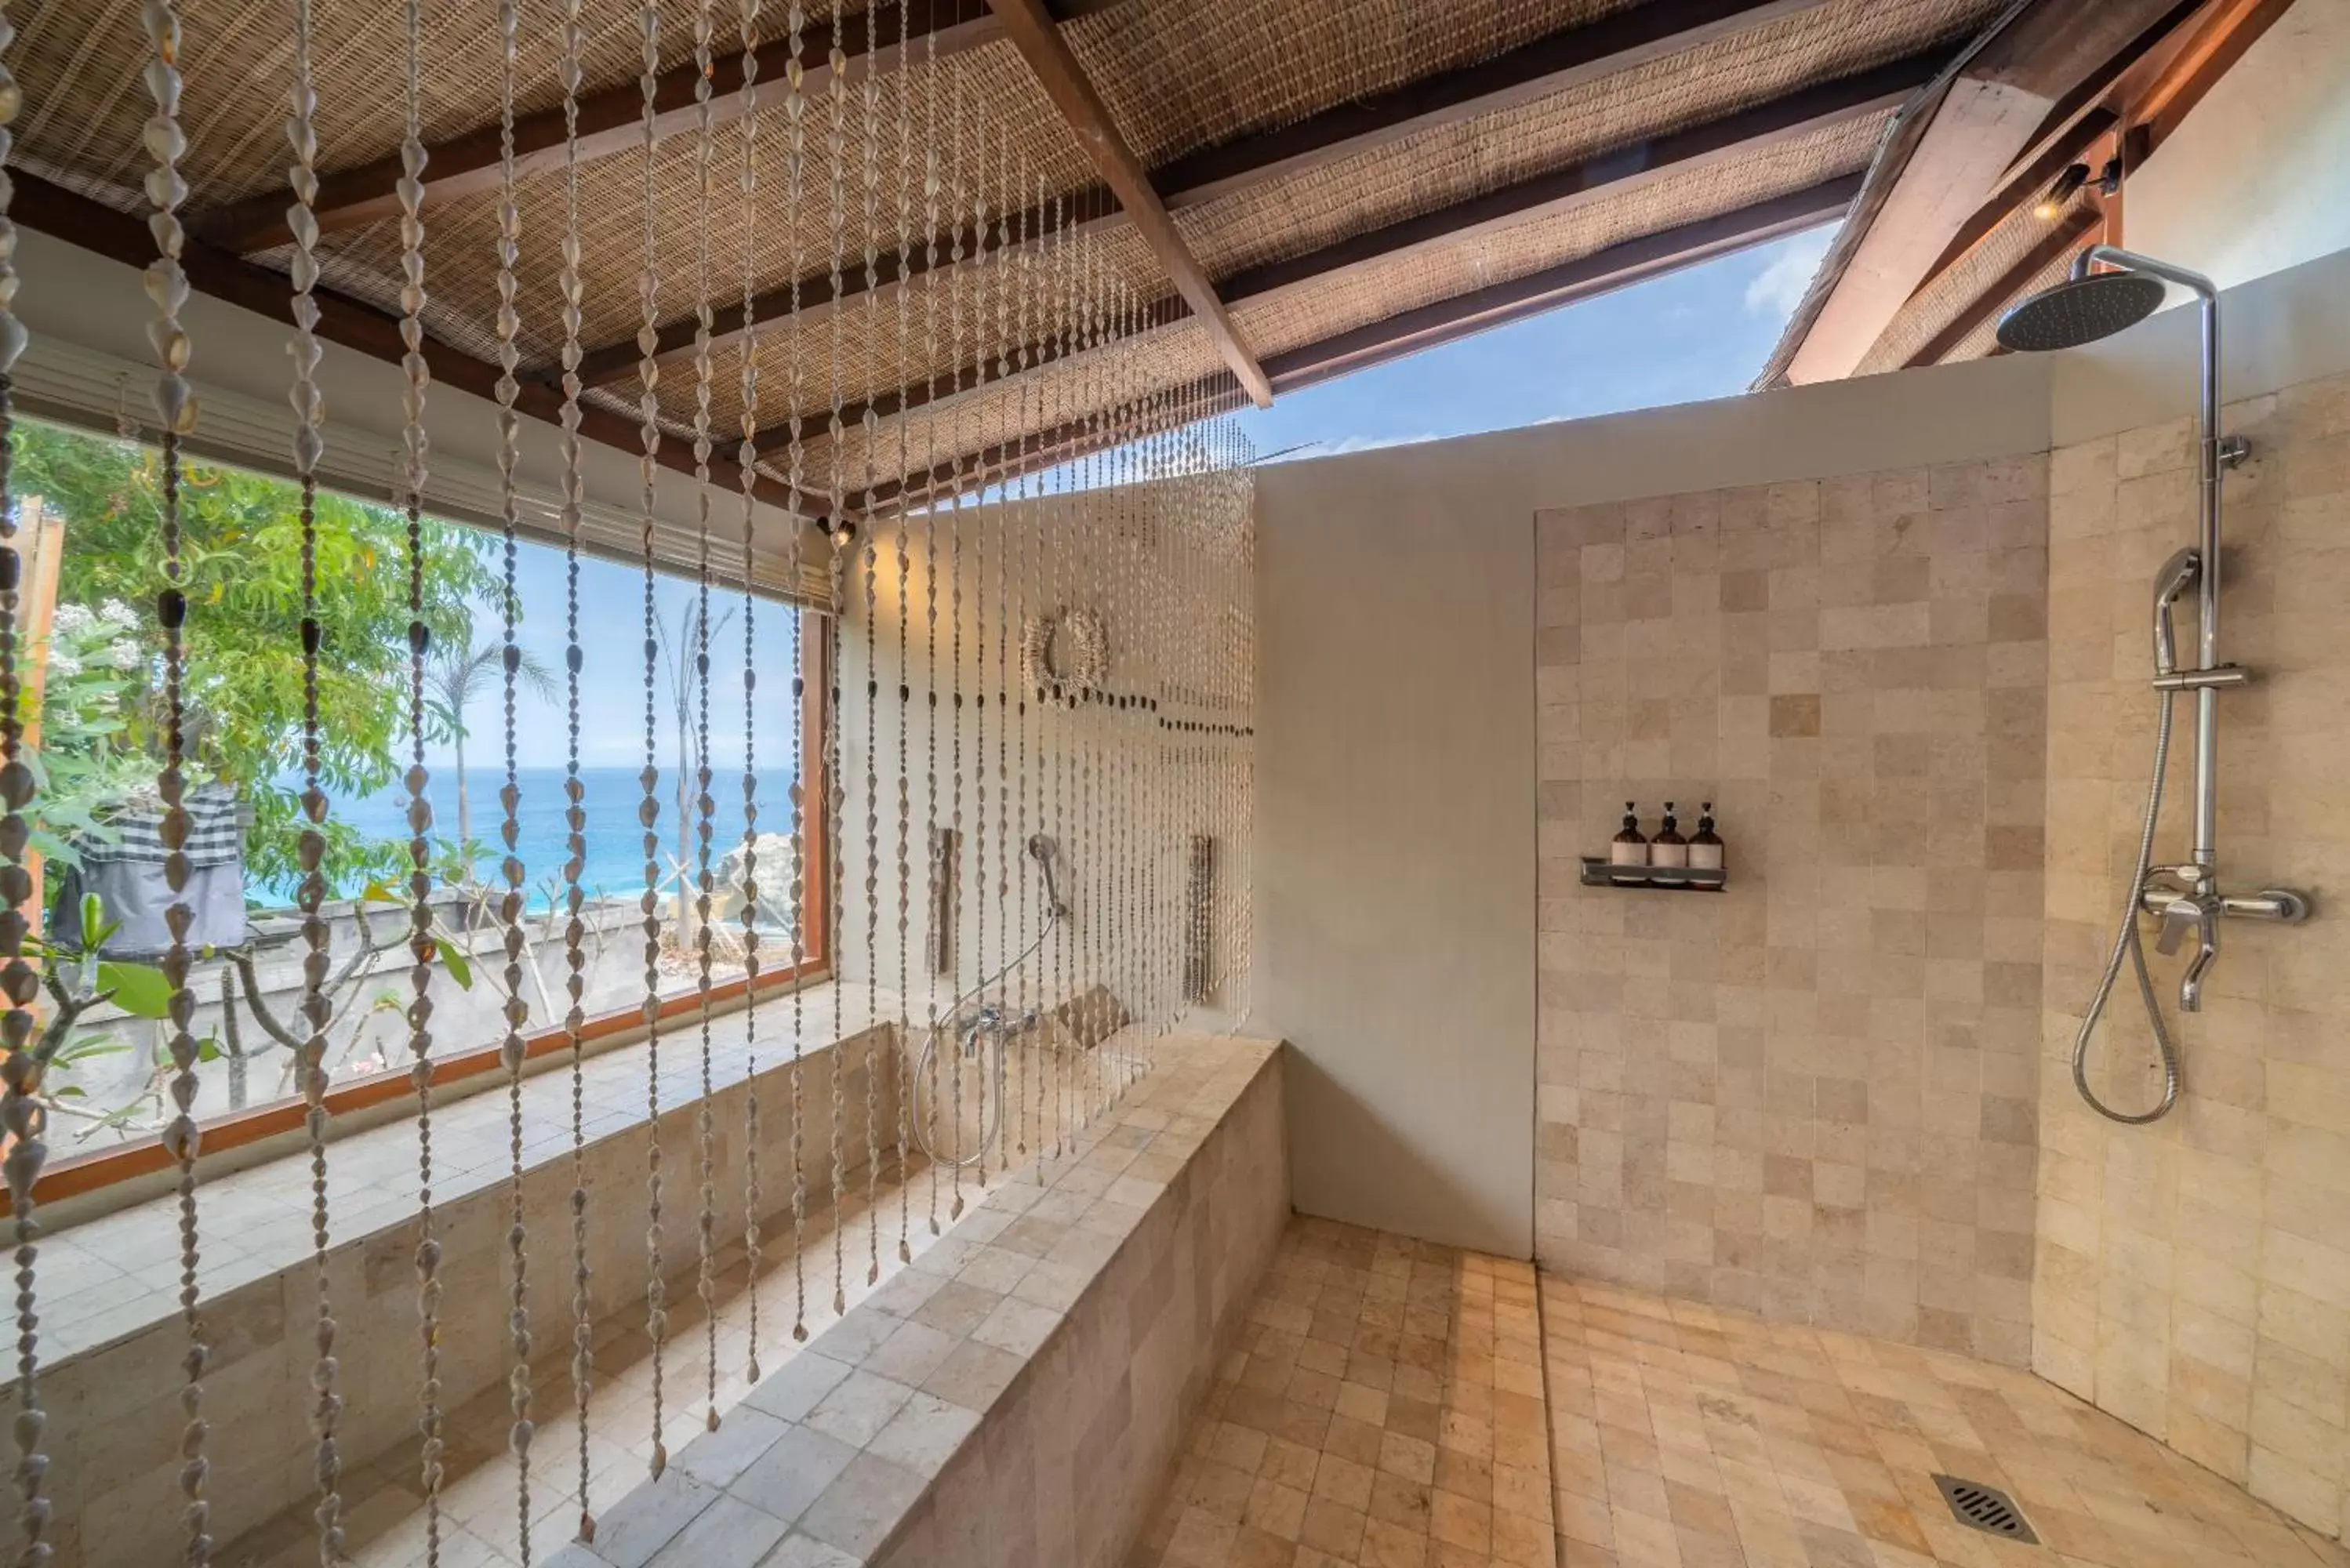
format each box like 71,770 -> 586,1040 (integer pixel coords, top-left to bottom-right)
578,0 -> 1853,390
2135,0 -> 2300,147
572,186 -> 1120,390
845,372 -> 1238,514
753,292 -> 1190,459
874,180 -> 1869,512
982,0 -> 1271,405
196,0 -> 1132,255
1887,0 -> 2301,376
1903,204 -> 2099,368
2005,0 -> 2204,176
1912,106 -> 2119,291
1262,176 -> 1864,394
1154,0 -> 1836,211
1220,51 -> 1945,305
10,172 -> 823,517
804,60 -> 1933,476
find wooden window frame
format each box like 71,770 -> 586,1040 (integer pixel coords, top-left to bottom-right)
15,599 -> 834,1211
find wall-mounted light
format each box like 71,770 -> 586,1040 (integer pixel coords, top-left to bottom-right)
829,517 -> 857,548
2033,162 -> 2091,222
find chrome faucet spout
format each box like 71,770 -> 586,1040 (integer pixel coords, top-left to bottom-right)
2155,893 -> 2220,1012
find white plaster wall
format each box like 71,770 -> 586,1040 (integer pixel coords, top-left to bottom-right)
2126,1 -> 2350,295
2050,245 -> 2350,449
1251,463 -> 1538,1259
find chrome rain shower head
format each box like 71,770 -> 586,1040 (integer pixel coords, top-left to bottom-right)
1995,270 -> 2167,352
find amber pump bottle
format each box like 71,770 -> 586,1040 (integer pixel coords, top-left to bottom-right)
1689,802 -> 1723,872
1650,802 -> 1688,869
1610,802 -> 1647,867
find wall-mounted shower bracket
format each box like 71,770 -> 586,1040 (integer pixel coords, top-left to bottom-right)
2217,434 -> 2250,468
2152,665 -> 2251,692
2138,881 -> 2309,925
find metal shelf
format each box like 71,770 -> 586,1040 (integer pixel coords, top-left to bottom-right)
1579,855 -> 1726,892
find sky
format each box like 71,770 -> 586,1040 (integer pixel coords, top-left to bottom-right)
454,223 -> 1837,776
1232,223 -> 1834,461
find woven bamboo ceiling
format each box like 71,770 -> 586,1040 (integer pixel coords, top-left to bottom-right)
13,0 -> 2006,517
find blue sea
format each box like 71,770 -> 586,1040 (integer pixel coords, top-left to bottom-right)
281,764 -> 799,908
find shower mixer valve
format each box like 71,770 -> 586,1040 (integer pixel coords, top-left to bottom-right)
2138,868 -> 2307,1013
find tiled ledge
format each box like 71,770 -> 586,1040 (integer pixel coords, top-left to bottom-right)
29,980 -> 898,1365
17,984 -> 910,1567
549,1033 -> 1288,1568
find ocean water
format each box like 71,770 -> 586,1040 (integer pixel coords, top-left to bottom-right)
297,764 -> 800,907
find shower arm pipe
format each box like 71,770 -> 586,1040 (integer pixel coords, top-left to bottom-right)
2077,245 -> 2225,871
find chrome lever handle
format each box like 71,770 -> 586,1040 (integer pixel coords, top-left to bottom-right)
2154,898 -> 2199,956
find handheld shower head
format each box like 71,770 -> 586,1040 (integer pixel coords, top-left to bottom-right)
2152,547 -> 2201,676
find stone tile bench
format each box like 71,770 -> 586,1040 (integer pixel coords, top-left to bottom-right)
547,1033 -> 1287,1568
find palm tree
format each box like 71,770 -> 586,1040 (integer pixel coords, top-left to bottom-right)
654,597 -> 738,940
424,635 -> 558,877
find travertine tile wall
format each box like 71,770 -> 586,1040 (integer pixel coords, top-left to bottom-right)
16,1014 -> 897,1568
1535,456 -> 2049,1366
2037,368 -> 2350,1543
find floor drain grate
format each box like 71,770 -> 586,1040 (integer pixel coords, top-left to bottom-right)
1934,1474 -> 2039,1544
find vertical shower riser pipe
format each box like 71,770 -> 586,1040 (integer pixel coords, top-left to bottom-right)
2076,245 -> 2225,873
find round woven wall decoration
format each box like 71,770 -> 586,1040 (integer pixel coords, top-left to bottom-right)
1022,606 -> 1109,699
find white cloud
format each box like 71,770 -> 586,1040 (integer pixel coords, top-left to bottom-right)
1742,226 -> 1837,319
1264,430 -> 1444,463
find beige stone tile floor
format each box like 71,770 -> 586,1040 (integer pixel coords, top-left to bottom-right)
1542,1272 -> 2350,1568
1136,1229 -> 2350,1568
1132,1217 -> 1556,1568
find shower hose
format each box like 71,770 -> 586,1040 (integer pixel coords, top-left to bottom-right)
910,890 -> 1063,1170
2072,686 -> 2183,1123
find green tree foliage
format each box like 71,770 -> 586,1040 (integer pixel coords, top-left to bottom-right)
10,419 -> 496,896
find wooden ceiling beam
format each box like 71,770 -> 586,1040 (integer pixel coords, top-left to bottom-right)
1902,203 -> 2099,368
1154,0 -> 1836,212
982,0 -> 1271,407
577,0 -> 1868,394
1912,105 -> 2119,292
753,292 -> 1190,459
845,371 -> 1237,514
2136,0 -> 2300,149
1776,0 -> 2212,387
1262,176 -> 1863,394
786,67 -> 1917,477
1220,51 -> 1945,307
856,183 -> 1868,511
195,0 -> 1131,255
572,184 -> 1121,390
12,172 -> 824,517
2003,0 -> 2204,180
1825,0 -> 2297,378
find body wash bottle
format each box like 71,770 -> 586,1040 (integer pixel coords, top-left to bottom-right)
1650,802 -> 1689,869
1610,803 -> 1648,868
1689,802 -> 1723,872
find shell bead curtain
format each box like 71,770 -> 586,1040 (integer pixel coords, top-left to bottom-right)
0,2 -> 1257,1563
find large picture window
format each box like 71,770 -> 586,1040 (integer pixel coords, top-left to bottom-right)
8,418 -> 827,1200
